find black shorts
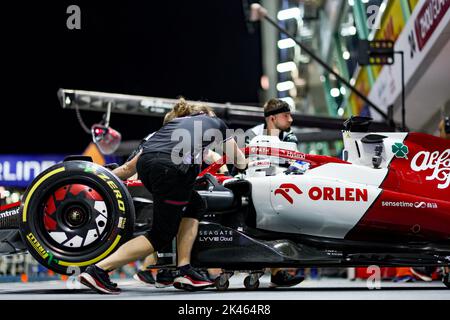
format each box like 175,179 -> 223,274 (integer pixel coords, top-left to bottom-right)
136,152 -> 202,251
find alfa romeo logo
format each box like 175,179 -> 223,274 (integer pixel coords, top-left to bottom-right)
392,142 -> 409,159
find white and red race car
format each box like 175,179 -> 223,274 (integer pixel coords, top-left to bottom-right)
1,117 -> 449,290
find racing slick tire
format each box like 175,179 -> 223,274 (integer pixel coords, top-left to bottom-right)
19,160 -> 135,275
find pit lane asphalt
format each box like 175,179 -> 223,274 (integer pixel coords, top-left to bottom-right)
0,274 -> 449,300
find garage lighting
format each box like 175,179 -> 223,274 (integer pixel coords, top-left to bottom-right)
338,107 -> 345,117
277,8 -> 301,21
348,0 -> 355,6
340,87 -> 347,95
276,81 -> 295,92
343,51 -> 351,60
277,61 -> 297,73
260,75 -> 270,90
278,38 -> 296,49
330,88 -> 341,97
341,26 -> 357,37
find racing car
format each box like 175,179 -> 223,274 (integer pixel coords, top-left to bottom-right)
1,117 -> 449,289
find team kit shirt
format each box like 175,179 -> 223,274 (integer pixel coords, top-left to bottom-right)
141,114 -> 232,165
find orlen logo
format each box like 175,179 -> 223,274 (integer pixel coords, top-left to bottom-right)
274,184 -> 303,204
411,149 -> 450,189
274,184 -> 368,203
309,187 -> 368,202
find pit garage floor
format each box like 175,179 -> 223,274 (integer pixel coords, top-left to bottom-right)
0,273 -> 449,300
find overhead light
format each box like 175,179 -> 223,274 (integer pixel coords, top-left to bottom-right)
330,88 -> 340,98
340,87 -> 347,95
348,0 -> 355,6
350,78 -> 356,86
341,26 -> 357,37
65,96 -> 71,105
278,38 -> 296,49
277,61 -> 297,73
91,124 -> 122,155
277,7 -> 301,21
276,81 -> 295,92
320,75 -> 326,83
343,51 -> 351,60
337,108 -> 345,117
362,0 -> 369,3
260,75 -> 270,90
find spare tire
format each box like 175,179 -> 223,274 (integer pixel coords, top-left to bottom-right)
19,160 -> 135,275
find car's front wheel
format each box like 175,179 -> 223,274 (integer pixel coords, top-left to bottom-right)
19,160 -> 135,275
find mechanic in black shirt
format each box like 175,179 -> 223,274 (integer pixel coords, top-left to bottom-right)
119,106 -> 227,287
80,99 -> 246,294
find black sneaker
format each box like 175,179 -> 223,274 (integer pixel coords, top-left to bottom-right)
155,269 -> 179,288
79,265 -> 121,294
173,265 -> 213,290
133,269 -> 156,285
270,270 -> 305,288
198,269 -> 219,282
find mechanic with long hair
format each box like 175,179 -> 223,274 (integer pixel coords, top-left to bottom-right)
118,106 -> 228,287
79,99 -> 247,294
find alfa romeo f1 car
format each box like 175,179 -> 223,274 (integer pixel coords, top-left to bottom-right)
1,117 -> 449,289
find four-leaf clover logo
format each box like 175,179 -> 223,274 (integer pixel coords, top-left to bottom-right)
392,142 -> 409,159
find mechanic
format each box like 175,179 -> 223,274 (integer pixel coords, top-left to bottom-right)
79,99 -> 247,294
122,108 -> 227,287
245,98 -> 298,145
246,98 -> 305,287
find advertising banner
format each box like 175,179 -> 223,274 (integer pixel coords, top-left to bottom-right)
368,0 -> 450,121
414,0 -> 450,50
0,155 -> 65,188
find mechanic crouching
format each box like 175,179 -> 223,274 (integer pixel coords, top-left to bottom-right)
79,99 -> 247,294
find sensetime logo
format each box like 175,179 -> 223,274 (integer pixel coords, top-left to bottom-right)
382,201 -> 438,209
